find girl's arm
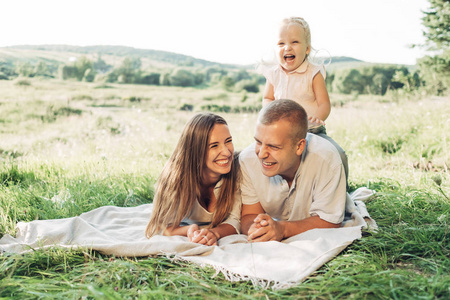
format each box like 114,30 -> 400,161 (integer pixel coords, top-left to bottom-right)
310,73 -> 331,123
262,81 -> 275,107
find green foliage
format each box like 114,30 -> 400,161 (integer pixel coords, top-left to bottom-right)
93,55 -> 112,73
116,57 -> 142,84
58,65 -> 77,80
74,56 -> 95,81
179,103 -> 194,111
15,62 -> 34,77
416,0 -> 450,95
13,78 -> 31,86
418,49 -> 450,95
137,72 -> 160,85
83,68 -> 95,82
235,80 -> 260,93
0,164 -> 36,186
169,68 -> 196,87
41,106 -> 83,123
160,73 -> 171,86
221,76 -> 235,91
422,0 -> 450,48
332,68 -> 364,94
57,56 -> 96,82
330,65 -> 414,95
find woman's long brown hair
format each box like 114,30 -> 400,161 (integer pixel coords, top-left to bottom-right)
145,113 -> 240,238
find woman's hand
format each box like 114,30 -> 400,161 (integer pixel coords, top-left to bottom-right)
187,225 -> 219,246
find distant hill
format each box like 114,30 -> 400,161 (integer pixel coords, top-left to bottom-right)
0,45 -> 243,71
0,45 -> 376,71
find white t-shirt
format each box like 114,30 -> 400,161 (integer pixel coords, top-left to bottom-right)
181,180 -> 242,233
239,133 -> 346,224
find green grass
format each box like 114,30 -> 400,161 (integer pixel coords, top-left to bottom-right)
0,78 -> 449,299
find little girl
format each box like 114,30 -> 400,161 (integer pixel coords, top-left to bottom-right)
262,16 -> 349,184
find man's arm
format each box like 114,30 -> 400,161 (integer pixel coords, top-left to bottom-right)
246,213 -> 341,242
241,202 -> 265,236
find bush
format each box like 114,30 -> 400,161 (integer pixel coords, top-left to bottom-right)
138,73 -> 160,85
169,69 -> 195,87
14,78 -> 31,86
179,103 -> 194,111
236,80 -> 260,93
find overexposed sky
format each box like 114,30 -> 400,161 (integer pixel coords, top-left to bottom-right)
2,0 -> 430,65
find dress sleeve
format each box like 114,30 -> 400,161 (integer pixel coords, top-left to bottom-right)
260,63 -> 276,85
311,63 -> 326,80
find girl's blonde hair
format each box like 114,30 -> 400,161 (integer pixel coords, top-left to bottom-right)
281,17 -> 312,48
145,113 -> 240,238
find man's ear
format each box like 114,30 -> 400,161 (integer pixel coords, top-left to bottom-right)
295,138 -> 306,156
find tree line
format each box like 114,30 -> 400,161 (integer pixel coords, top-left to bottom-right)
0,56 -> 432,96
1,56 -> 263,94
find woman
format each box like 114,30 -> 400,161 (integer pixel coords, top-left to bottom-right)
146,113 -> 241,246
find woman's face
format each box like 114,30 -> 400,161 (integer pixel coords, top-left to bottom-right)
203,124 -> 234,185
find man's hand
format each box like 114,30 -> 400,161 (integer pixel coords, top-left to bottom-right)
248,214 -> 284,242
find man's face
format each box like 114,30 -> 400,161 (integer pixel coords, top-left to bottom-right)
254,119 -> 305,184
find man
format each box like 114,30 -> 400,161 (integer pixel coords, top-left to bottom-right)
240,99 -> 346,242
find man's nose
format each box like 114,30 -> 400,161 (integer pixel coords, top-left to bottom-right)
257,145 -> 268,159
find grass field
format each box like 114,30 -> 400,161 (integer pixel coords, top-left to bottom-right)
0,78 -> 449,299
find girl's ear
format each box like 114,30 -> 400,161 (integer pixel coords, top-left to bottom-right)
306,45 -> 311,55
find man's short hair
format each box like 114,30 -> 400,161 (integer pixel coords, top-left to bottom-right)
258,99 -> 308,140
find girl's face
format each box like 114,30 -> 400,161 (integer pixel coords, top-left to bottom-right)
277,23 -> 311,72
203,124 -> 234,185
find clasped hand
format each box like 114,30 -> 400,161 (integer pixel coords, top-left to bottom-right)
187,224 -> 218,246
247,214 -> 284,242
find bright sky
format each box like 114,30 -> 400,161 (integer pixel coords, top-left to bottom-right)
2,0 -> 430,65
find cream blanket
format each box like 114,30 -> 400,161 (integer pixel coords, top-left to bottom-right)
0,188 -> 377,289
